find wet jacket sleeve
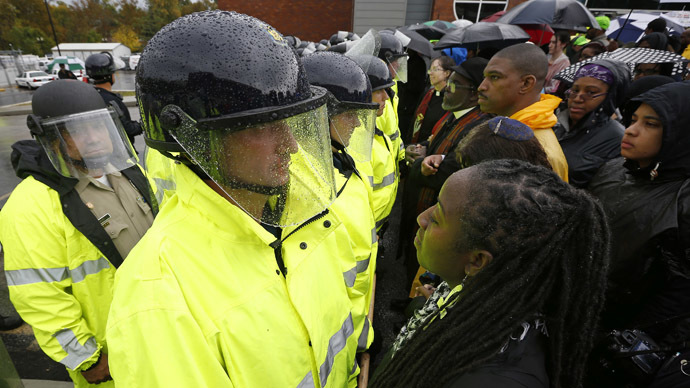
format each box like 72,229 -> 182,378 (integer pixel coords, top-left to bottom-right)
107,305 -> 234,387
2,186 -> 101,371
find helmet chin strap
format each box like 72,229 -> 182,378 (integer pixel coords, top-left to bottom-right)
227,180 -> 286,196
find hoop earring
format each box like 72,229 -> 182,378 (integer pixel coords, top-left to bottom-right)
681,359 -> 690,377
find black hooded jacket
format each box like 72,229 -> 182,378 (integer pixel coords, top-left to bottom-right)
10,140 -> 156,268
588,81 -> 690,344
553,59 -> 630,188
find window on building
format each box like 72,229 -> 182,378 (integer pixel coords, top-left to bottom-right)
454,0 -> 508,23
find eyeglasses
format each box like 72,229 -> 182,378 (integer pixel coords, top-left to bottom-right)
427,67 -> 444,74
565,88 -> 607,101
447,81 -> 476,93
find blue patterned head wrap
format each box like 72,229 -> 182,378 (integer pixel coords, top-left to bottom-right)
487,117 -> 534,141
574,63 -> 615,85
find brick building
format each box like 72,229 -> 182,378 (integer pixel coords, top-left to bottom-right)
218,0 -> 683,41
216,0 -> 527,41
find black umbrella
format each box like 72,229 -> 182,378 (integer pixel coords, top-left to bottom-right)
496,0 -> 599,30
434,22 -> 530,51
407,23 -> 448,40
554,48 -> 690,82
398,26 -> 434,57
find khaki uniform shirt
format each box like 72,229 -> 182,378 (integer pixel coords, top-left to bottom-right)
76,171 -> 154,258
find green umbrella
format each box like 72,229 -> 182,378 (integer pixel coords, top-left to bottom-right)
423,20 -> 457,30
47,56 -> 86,72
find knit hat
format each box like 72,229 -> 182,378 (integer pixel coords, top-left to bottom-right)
595,15 -> 610,30
573,35 -> 590,46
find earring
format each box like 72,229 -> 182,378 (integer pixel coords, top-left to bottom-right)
650,162 -> 660,181
461,273 -> 469,288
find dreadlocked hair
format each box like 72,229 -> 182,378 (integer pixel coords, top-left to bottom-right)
370,159 -> 610,388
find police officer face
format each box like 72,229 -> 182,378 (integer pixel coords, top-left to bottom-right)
221,122 -> 299,189
60,121 -> 114,162
372,89 -> 389,117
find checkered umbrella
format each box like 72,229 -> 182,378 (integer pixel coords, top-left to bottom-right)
554,47 -> 689,82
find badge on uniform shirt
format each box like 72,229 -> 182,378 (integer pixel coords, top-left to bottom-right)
98,213 -> 111,228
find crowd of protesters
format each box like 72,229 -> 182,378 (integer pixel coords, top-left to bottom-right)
1,7 -> 690,388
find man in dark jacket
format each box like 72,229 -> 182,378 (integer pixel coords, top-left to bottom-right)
400,57 -> 491,287
57,63 -> 77,80
85,53 -> 142,148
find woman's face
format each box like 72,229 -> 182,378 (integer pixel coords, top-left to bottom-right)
567,76 -> 610,124
428,59 -> 451,90
548,36 -> 565,56
415,171 -> 473,286
621,102 -> 663,168
579,47 -> 599,62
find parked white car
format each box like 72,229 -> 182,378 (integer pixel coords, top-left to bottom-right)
15,71 -> 56,89
129,55 -> 140,70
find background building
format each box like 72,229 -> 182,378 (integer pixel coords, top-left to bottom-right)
189,1 -> 690,41
50,43 -> 131,63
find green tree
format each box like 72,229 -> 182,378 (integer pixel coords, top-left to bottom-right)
112,25 -> 141,51
117,0 -> 146,36
180,0 -> 216,15
5,25 -> 51,55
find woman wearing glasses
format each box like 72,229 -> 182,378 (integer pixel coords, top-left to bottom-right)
553,59 -> 631,188
408,56 -> 454,150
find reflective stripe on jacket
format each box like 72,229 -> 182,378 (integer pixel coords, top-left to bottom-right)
376,83 -> 405,163
144,148 -> 178,206
107,163 -> 358,388
332,167 -> 378,352
1,176 -> 115,388
368,130 -> 399,229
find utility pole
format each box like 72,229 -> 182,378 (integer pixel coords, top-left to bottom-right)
44,0 -> 61,56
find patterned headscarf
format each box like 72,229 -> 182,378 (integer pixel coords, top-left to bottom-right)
574,63 -> 615,85
487,116 -> 535,141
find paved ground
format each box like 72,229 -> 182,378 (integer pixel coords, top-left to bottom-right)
0,93 -> 412,384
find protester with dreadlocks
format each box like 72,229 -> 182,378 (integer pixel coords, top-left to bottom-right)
370,156 -> 610,388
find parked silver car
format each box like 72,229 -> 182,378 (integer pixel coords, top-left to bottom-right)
16,71 -> 56,89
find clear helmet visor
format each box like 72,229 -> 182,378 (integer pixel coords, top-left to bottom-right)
167,104 -> 336,227
35,107 -> 137,178
345,29 -> 382,73
330,107 -> 377,163
388,55 -> 409,83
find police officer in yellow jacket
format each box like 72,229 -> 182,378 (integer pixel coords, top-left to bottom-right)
350,55 -> 399,232
0,79 -> 156,387
303,52 -> 379,352
375,32 -> 407,165
106,11 -> 359,387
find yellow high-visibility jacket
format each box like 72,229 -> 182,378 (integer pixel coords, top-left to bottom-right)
106,163 -> 358,388
1,140 -> 156,388
376,82 -> 405,163
1,177 -> 116,388
144,148 -> 178,206
331,154 -> 378,352
367,129 -> 399,231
